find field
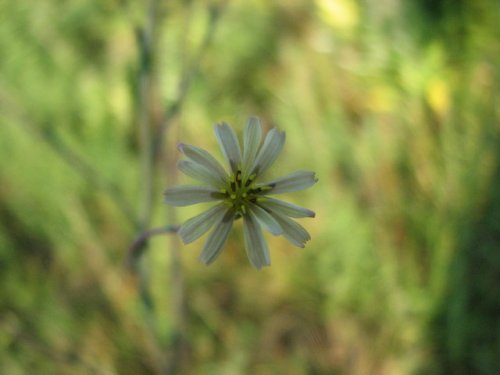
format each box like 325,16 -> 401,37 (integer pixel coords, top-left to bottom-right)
0,1 -> 499,374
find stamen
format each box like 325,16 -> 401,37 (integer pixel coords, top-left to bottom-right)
249,185 -> 272,194
245,173 -> 256,187
236,169 -> 242,187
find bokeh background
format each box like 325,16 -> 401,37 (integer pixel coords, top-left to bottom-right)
1,0 -> 499,374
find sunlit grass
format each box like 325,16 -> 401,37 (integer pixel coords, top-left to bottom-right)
0,0 -> 498,374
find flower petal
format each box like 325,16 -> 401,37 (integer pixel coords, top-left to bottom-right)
262,171 -> 318,194
243,212 -> 271,269
199,209 -> 235,265
269,211 -> 311,248
251,128 -> 285,176
178,203 -> 228,244
214,123 -> 242,173
178,143 -> 228,181
177,159 -> 225,188
164,185 -> 221,206
258,197 -> 315,218
248,202 -> 282,235
242,117 -> 262,177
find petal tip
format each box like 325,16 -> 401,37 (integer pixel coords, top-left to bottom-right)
248,115 -> 261,123
214,122 -> 227,131
251,260 -> 271,270
198,257 -> 210,266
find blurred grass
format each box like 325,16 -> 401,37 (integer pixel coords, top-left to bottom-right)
1,0 -> 499,374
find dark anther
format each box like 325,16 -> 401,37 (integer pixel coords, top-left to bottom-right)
236,170 -> 242,186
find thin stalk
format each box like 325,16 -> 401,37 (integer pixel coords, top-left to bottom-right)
132,1 -> 168,372
136,0 -> 158,231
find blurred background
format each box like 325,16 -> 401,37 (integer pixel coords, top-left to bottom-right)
1,0 -> 499,374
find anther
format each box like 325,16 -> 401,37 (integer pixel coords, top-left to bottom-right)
245,173 -> 256,187
236,170 -> 242,187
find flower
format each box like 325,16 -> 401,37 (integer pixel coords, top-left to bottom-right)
164,117 -> 317,269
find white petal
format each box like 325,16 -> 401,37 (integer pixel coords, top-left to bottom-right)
243,212 -> 271,269
164,185 -> 221,206
242,117 -> 262,177
199,210 -> 235,265
178,143 -> 228,181
270,211 -> 311,248
214,123 -> 242,172
178,203 -> 228,244
258,197 -> 315,218
248,202 -> 282,235
262,171 -> 317,194
177,159 -> 225,188
251,128 -> 285,176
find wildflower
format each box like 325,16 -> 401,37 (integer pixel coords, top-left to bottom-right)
164,117 -> 317,269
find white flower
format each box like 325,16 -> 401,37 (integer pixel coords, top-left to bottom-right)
164,117 -> 317,269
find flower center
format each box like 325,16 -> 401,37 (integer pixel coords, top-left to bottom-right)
221,167 -> 268,215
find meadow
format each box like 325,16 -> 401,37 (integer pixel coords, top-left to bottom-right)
0,1 -> 498,374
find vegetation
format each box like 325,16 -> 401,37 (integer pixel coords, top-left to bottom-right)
1,0 -> 498,374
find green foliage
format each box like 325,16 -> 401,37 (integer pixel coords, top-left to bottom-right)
1,0 -> 499,374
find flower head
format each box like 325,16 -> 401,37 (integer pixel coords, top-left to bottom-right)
164,117 -> 317,269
